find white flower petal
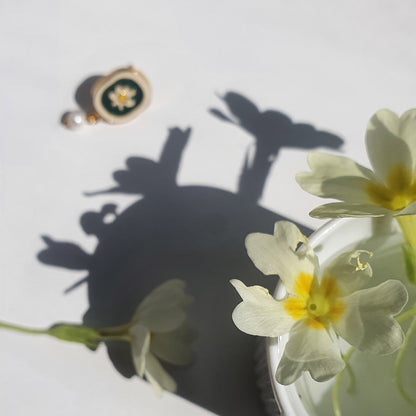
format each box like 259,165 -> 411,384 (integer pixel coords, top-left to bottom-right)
323,250 -> 372,295
125,88 -> 136,99
284,321 -> 341,362
230,279 -> 295,336
276,348 -> 345,385
366,109 -> 412,182
304,175 -> 373,204
399,109 -> 416,170
310,202 -> 391,218
130,323 -> 151,377
108,92 -> 118,106
357,279 -> 407,315
296,152 -> 376,202
126,98 -> 136,108
275,351 -> 305,385
306,152 -> 376,179
276,322 -> 345,384
334,280 -> 407,354
245,221 -> 317,293
134,279 -> 192,333
144,352 -> 177,395
151,323 -> 195,365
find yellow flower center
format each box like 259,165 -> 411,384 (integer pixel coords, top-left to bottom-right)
283,272 -> 344,330
366,164 -> 416,211
118,92 -> 127,103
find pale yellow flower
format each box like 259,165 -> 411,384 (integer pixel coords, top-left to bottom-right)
231,221 -> 407,384
297,109 -> 416,281
296,109 -> 416,219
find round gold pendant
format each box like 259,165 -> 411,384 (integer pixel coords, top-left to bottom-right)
61,66 -> 151,130
91,66 -> 151,125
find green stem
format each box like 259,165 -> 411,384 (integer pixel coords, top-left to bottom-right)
97,334 -> 131,342
396,216 -> 416,247
332,347 -> 355,416
396,304 -> 416,324
0,321 -> 49,336
0,319 -> 132,346
395,315 -> 416,406
344,353 -> 356,394
96,323 -> 132,342
396,216 -> 416,284
98,323 -> 132,336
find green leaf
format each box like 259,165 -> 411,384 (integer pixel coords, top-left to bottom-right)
48,324 -> 100,349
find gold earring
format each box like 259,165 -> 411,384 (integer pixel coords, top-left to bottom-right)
61,66 -> 151,130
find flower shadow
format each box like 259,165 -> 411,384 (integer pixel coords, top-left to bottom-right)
210,92 -> 343,202
38,92 -> 343,416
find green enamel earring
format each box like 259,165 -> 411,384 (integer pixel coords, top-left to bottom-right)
62,66 -> 151,130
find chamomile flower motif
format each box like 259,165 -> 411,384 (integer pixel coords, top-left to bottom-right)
231,221 -> 408,385
129,279 -> 195,395
296,109 -> 416,219
108,84 -> 137,111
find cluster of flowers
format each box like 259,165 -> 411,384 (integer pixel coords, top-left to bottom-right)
4,108 -> 416,404
231,109 -> 416,385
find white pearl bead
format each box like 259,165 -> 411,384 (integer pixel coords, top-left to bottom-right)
61,111 -> 86,130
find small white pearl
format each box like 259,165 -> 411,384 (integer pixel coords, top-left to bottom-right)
61,111 -> 86,130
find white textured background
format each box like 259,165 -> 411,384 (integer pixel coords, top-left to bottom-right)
1,1 -> 416,414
